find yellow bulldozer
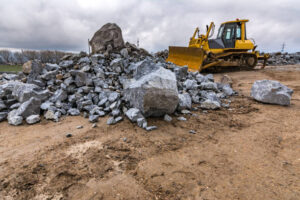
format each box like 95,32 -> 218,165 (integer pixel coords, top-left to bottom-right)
166,19 -> 269,72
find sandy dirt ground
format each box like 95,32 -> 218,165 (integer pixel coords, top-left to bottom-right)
0,65 -> 299,200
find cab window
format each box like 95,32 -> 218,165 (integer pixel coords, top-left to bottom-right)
236,25 -> 241,39
225,28 -> 232,39
217,25 -> 224,39
223,23 -> 235,40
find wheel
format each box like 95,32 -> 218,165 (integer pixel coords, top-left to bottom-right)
245,55 -> 258,69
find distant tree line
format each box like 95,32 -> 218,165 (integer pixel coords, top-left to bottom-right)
0,49 -> 73,65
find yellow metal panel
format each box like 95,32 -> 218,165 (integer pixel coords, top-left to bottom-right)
166,46 -> 204,72
235,40 -> 254,50
221,19 -> 249,25
241,22 -> 245,42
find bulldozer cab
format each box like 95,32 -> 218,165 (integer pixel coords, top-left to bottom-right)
209,21 -> 244,49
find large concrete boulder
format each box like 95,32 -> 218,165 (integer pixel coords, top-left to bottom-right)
251,80 -> 293,106
89,23 -> 124,54
124,67 -> 179,117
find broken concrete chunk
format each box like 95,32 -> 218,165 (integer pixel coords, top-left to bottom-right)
108,92 -> 120,102
181,109 -> 191,114
145,126 -> 157,131
107,117 -> 116,125
89,115 -> 99,123
114,116 -> 123,123
45,63 -> 60,71
120,48 -> 129,58
124,67 -> 179,117
177,116 -> 187,121
40,101 -> 53,110
59,60 -> 73,68
0,100 -> 6,111
219,84 -> 234,96
200,82 -> 218,92
111,109 -> 120,117
251,80 -> 293,106
50,89 -> 68,102
164,114 -> 172,122
72,71 -> 88,87
178,93 -> 192,111
137,117 -> 147,128
174,66 -> 188,80
133,59 -> 160,80
125,108 -> 143,122
184,79 -> 198,90
26,115 -> 41,124
22,60 -> 33,74
220,74 -> 233,86
68,108 -> 80,116
16,97 -> 41,118
78,57 -> 90,64
205,74 -> 214,82
8,110 -> 23,125
44,110 -> 57,120
195,74 -> 205,83
10,103 -> 21,110
200,99 -> 221,110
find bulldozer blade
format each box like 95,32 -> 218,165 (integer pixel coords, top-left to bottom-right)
166,46 -> 205,72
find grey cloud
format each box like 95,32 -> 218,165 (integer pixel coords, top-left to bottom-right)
0,0 -> 299,52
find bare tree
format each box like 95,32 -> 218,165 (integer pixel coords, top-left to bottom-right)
14,51 -> 25,64
40,50 -> 54,63
0,49 -> 73,64
23,50 -> 39,60
0,50 -> 12,63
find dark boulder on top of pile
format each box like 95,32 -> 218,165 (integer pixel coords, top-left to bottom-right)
89,23 -> 125,54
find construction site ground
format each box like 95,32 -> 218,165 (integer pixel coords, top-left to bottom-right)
0,65 -> 299,200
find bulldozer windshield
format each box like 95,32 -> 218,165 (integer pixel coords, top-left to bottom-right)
217,24 -> 224,39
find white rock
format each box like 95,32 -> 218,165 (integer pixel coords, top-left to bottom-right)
26,115 -> 41,124
7,110 -> 23,126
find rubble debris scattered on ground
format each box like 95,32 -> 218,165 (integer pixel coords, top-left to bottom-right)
267,52 -> 300,66
0,23 -> 236,130
251,80 -> 293,106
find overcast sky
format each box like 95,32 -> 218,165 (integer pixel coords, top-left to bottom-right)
0,0 -> 299,53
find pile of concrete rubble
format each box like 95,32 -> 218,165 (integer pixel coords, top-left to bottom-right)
267,52 -> 300,66
0,23 -> 236,129
0,51 -> 235,129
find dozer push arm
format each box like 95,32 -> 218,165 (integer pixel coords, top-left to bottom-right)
205,22 -> 214,39
191,27 -> 199,40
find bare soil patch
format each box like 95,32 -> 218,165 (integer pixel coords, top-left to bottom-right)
0,65 -> 299,200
